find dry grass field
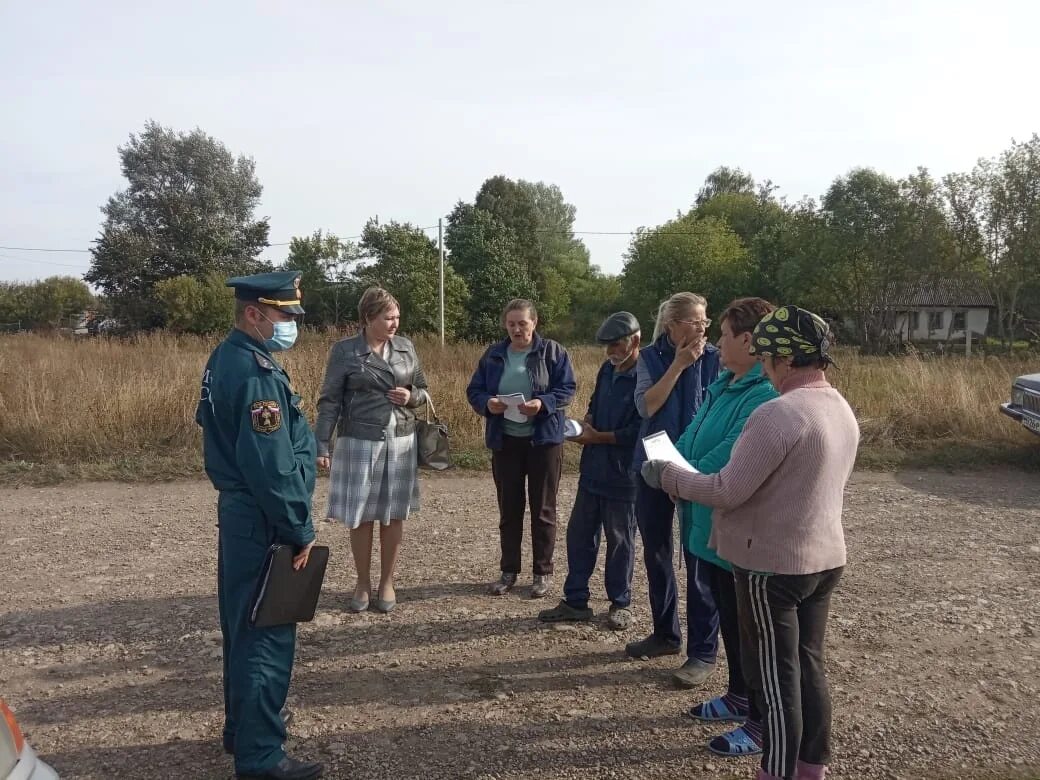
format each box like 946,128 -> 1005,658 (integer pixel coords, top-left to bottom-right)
0,330 -> 1037,484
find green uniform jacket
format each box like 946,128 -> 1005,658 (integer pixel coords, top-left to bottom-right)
675,363 -> 778,570
196,328 -> 317,547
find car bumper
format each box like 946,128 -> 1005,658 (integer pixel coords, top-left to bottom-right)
1000,403 -> 1023,421
7,744 -> 59,780
1002,403 -> 1040,435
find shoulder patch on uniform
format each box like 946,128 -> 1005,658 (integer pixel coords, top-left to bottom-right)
250,400 -> 282,433
254,352 -> 275,370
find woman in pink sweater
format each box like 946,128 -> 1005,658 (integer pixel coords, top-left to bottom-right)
642,306 -> 859,780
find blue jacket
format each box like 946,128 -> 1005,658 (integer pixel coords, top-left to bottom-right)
632,334 -> 721,471
466,333 -> 577,450
578,359 -> 641,502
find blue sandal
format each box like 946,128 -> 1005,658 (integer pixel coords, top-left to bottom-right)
708,725 -> 763,757
686,695 -> 748,723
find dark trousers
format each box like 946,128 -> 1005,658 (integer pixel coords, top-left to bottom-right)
705,559 -> 761,724
636,480 -> 718,656
217,492 -> 296,775
735,566 -> 843,780
491,436 -> 563,576
562,488 -> 636,608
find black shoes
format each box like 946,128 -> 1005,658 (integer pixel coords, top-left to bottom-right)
625,633 -> 682,659
236,755 -> 323,779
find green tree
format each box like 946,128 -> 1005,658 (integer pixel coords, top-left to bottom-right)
0,282 -> 27,327
945,135 -> 1040,347
620,214 -> 752,328
469,176 -> 592,335
446,203 -> 536,341
353,220 -> 469,338
86,121 -> 270,328
282,230 -> 357,327
518,181 -> 593,331
567,269 -> 623,339
695,190 -> 790,301
695,166 -> 757,206
0,277 -> 95,330
779,168 -> 955,353
154,273 -> 235,334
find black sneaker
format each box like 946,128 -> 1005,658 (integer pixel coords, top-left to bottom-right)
625,634 -> 682,659
538,600 -> 593,622
489,572 -> 518,596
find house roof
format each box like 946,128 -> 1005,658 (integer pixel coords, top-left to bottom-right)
892,279 -> 994,308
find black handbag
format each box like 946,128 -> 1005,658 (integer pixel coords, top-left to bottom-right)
416,395 -> 452,471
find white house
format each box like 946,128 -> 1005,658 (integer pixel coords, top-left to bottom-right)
891,280 -> 994,343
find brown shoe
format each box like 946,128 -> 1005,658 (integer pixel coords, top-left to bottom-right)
530,575 -> 552,599
489,572 -> 517,596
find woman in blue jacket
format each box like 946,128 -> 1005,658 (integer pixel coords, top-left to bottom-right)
466,299 -> 577,599
628,292 -> 721,673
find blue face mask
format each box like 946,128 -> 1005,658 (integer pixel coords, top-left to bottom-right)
256,314 -> 298,351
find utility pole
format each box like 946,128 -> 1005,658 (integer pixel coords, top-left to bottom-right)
438,217 -> 445,346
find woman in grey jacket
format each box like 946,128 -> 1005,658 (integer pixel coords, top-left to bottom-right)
315,287 -> 429,614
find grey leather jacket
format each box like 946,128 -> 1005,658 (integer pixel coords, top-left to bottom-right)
314,333 -> 429,455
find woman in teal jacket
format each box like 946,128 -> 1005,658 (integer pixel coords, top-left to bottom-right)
674,297 -> 778,759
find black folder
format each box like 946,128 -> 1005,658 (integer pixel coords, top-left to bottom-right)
249,544 -> 330,628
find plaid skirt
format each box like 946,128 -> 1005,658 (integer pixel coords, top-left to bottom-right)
326,426 -> 420,529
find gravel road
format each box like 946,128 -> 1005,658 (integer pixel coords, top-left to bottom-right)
1,470 -> 1038,779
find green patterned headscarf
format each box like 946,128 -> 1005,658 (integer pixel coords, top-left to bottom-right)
750,305 -> 835,367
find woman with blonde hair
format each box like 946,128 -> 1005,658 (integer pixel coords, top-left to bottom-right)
315,287 -> 428,613
627,292 -> 721,678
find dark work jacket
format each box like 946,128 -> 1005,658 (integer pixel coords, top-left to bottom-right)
195,328 -> 317,547
314,332 -> 428,455
632,334 -> 721,472
578,358 -> 641,502
466,333 -> 576,450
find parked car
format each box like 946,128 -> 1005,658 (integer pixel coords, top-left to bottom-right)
1000,372 -> 1040,436
0,700 -> 58,780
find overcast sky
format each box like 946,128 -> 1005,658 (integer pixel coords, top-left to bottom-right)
2,0 -> 1037,283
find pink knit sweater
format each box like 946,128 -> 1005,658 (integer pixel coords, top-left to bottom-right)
660,370 -> 859,575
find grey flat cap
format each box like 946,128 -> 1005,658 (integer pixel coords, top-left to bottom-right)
596,311 -> 641,343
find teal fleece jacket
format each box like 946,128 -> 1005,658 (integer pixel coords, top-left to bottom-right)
675,363 -> 778,569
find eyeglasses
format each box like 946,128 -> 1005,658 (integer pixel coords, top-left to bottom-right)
676,318 -> 711,328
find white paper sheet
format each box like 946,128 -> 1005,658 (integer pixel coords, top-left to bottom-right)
497,393 -> 528,424
642,431 -> 698,472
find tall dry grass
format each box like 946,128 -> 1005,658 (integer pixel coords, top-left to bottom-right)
0,331 -> 1036,481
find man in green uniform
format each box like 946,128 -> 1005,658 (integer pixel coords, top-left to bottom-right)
195,270 -> 323,780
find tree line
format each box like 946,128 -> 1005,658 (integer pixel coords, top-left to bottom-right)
7,121 -> 1038,351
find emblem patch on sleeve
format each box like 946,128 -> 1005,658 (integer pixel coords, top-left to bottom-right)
250,400 -> 282,433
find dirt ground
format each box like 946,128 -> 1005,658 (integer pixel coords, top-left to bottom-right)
2,470 -> 1039,780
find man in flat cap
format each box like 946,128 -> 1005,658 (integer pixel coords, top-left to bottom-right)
538,311 -> 642,630
195,270 -> 323,780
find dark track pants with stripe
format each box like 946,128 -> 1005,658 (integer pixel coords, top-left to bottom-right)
734,566 -> 843,780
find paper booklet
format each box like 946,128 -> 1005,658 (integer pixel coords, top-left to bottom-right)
642,431 -> 699,473
497,393 -> 527,424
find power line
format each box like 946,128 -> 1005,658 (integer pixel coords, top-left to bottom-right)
1,223 -> 651,262
0,253 -> 87,268
0,244 -> 91,253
